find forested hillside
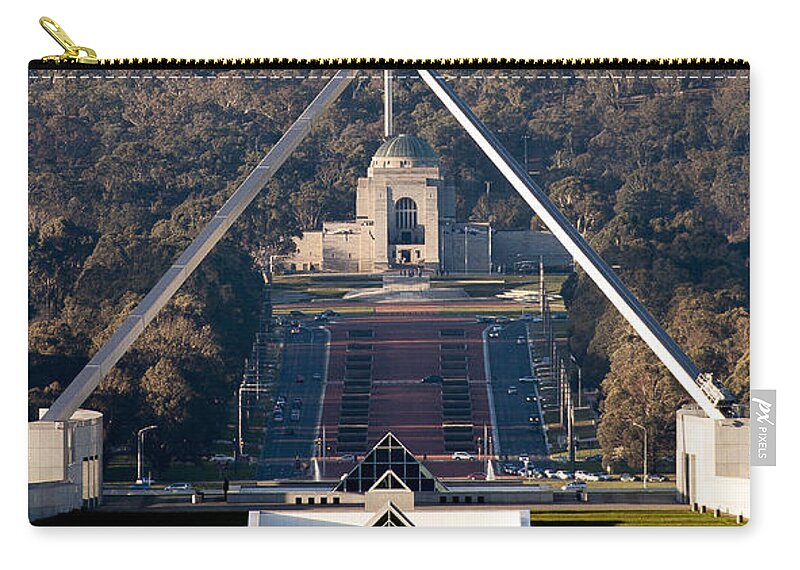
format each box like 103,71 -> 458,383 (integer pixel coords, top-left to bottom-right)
28,69 -> 748,464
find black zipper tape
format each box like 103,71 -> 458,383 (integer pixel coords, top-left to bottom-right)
28,57 -> 749,71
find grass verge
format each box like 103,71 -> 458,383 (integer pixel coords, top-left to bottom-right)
529,508 -> 744,526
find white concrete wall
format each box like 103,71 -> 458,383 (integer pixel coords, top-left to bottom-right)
676,407 -> 750,519
288,231 -> 323,271
28,409 -> 103,522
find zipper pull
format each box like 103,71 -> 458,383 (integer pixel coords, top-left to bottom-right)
39,16 -> 98,64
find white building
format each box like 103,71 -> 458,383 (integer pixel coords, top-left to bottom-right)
287,134 -> 570,274
675,405 -> 750,519
28,408 -> 103,522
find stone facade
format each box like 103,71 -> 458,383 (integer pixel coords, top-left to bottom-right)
29,408 -> 104,521
286,134 -> 571,274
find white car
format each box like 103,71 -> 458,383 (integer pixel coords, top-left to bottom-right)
164,482 -> 194,492
452,451 -> 476,461
583,473 -> 601,482
561,481 -> 587,491
574,470 -> 590,481
516,336 -> 526,345
208,454 -> 235,465
543,469 -> 558,479
507,385 -> 518,395
518,376 -> 536,383
555,470 -> 573,480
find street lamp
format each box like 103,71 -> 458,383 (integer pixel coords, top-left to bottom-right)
569,353 -> 583,407
136,425 -> 157,484
522,134 -> 531,172
631,421 -> 648,489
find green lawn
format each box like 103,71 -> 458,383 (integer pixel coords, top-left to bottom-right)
273,272 -> 571,305
529,509 -> 745,526
104,454 -> 257,484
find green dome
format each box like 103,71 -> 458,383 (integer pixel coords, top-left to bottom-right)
373,134 -> 437,160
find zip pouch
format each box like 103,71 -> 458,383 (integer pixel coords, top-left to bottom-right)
28,17 -> 750,527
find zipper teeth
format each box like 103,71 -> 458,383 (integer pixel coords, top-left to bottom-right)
32,57 -> 749,69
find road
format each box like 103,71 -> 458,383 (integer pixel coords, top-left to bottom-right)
485,320 -> 548,459
256,324 -> 329,479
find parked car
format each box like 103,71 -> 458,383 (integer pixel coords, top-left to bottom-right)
646,474 -> 666,482
488,326 -> 502,339
507,385 -> 518,395
209,454 -> 235,465
596,472 -> 612,481
421,374 -> 444,384
290,409 -> 301,422
561,481 -> 587,491
555,470 -> 573,480
525,393 -> 538,402
164,482 -> 193,492
452,451 -> 476,461
516,336 -> 527,345
518,467 -> 543,479
543,469 -> 558,479
502,463 -> 519,475
620,473 -> 637,482
528,415 -> 541,424
295,374 -> 305,384
583,473 -> 601,482
276,395 -> 286,406
292,398 -> 303,409
272,410 -> 284,423
574,470 -> 590,481
518,376 -> 536,383
312,372 -> 322,381
518,454 -> 529,463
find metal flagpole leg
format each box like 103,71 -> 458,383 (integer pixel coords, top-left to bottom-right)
417,68 -> 732,420
44,70 -> 356,421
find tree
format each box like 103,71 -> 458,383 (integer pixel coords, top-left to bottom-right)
597,340 -> 689,469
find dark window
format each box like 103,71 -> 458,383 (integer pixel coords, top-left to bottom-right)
440,496 -> 447,503
395,197 -> 418,230
295,497 -> 302,505
465,496 -> 473,503
452,496 -> 460,503
321,497 -> 328,504
477,496 -> 485,504
308,497 -> 315,505
333,497 -> 340,504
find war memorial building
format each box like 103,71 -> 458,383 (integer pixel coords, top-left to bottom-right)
286,134 -> 571,274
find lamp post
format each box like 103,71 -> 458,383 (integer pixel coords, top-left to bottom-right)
136,425 -> 157,484
522,134 -> 531,172
631,421 -> 648,489
570,353 -> 583,407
